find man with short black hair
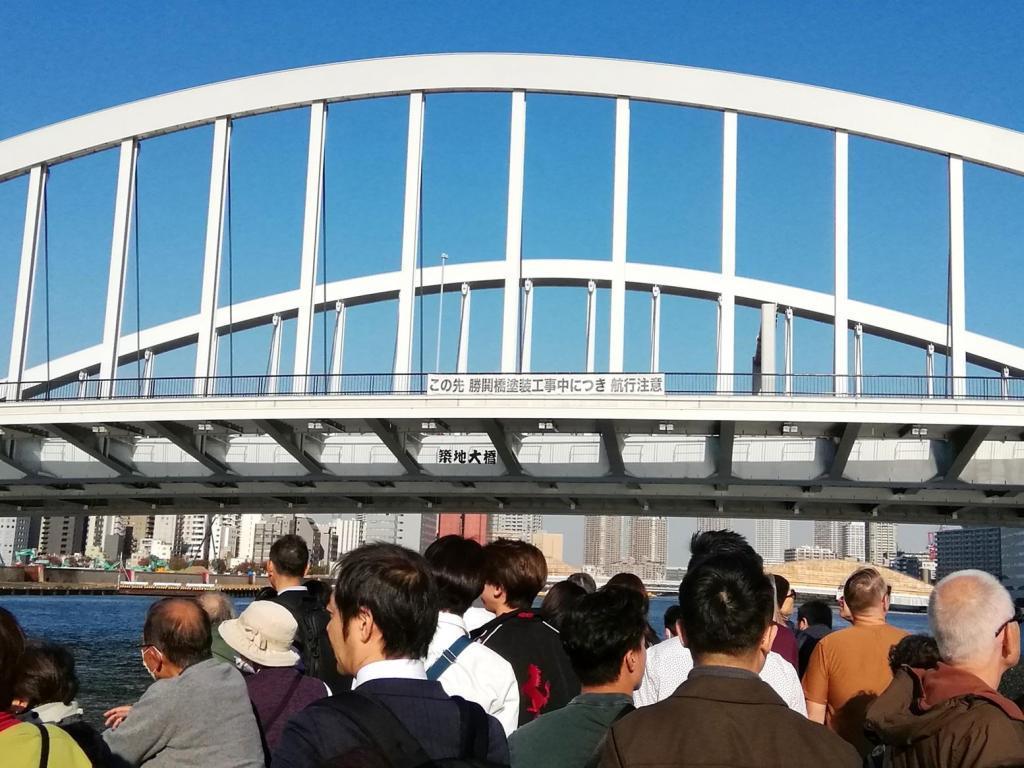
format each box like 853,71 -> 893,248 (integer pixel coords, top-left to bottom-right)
803,567 -> 908,755
273,543 -> 508,767
601,555 -> 859,767
795,599 -> 833,677
510,587 -> 646,768
102,597 -> 264,768
662,604 -> 682,641
424,535 -> 519,735
260,533 -> 347,693
472,538 -> 580,726
567,572 -> 597,594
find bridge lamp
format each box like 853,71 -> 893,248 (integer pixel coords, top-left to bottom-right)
91,425 -> 109,434
307,421 -> 324,431
658,422 -> 674,432
910,425 -> 928,437
196,422 -> 215,433
782,423 -> 799,434
538,421 -> 556,431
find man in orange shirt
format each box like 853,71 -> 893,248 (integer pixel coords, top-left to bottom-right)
803,568 -> 908,755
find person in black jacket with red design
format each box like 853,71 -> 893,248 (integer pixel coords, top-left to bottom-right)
470,539 -> 580,726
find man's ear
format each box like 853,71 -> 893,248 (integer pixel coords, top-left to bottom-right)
357,606 -> 375,644
760,622 -> 778,654
678,624 -> 688,647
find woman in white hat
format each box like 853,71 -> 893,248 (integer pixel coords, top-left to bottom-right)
219,601 -> 328,759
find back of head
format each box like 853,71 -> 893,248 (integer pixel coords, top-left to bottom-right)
0,607 -> 25,710
797,600 -> 833,630
771,574 -> 791,610
605,572 -> 649,612
270,534 -> 309,578
197,591 -> 236,625
334,543 -> 438,659
562,586 -> 647,686
663,604 -> 682,634
481,538 -> 547,610
13,642 -> 79,709
929,569 -> 1013,665
689,530 -> 762,573
303,578 -> 332,609
143,598 -> 212,670
843,568 -> 889,615
888,634 -> 940,674
679,553 -> 774,657
540,580 -> 587,629
567,572 -> 597,594
424,535 -> 485,615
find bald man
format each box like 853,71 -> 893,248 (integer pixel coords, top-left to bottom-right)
102,598 -> 264,767
866,571 -> 1024,767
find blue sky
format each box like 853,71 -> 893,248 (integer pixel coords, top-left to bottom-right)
0,1 -> 1022,559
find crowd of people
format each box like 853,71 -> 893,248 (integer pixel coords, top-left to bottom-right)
1,528 -> 1024,767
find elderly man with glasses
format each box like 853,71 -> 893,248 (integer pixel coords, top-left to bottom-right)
865,570 -> 1024,767
101,597 -> 264,768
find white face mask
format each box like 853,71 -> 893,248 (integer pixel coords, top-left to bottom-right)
141,647 -> 160,681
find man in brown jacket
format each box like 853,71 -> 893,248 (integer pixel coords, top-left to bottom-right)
865,569 -> 1024,766
599,545 -> 860,768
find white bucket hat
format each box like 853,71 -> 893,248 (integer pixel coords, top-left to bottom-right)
218,601 -> 301,668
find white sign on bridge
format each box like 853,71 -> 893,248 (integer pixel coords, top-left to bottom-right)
426,373 -> 666,397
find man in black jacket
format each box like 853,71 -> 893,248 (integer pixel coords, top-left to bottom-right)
272,543 -> 509,767
259,534 -> 349,693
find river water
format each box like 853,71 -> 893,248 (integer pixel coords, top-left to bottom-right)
0,594 -> 946,729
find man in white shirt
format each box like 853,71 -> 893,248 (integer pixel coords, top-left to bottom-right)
273,543 -> 508,767
424,535 -> 520,735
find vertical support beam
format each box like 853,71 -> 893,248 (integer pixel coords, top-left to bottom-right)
141,350 -> 155,397
585,280 -> 598,373
521,279 -> 534,373
501,91 -> 527,373
393,92 -> 425,376
650,285 -> 661,373
717,111 -> 738,393
926,343 -> 935,397
194,118 -> 231,394
948,156 -> 967,396
8,165 -> 46,398
608,97 -> 630,373
760,303 -> 777,394
293,102 -> 327,389
834,131 -> 849,395
99,139 -> 139,395
853,323 -> 864,396
267,314 -> 283,394
330,301 -> 346,378
1002,367 -> 1010,400
783,307 -> 794,394
456,283 -> 471,374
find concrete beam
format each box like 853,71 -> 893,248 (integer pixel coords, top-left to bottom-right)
484,419 -> 523,477
44,424 -> 136,477
254,419 -> 324,475
715,421 -> 735,490
599,422 -> 626,477
143,422 -> 231,475
368,419 -> 422,475
943,425 -> 991,481
828,422 -> 861,481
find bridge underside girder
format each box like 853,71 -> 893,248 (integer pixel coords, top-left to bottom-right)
1,395 -> 1024,525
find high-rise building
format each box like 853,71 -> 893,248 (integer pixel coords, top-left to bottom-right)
489,514 -> 542,542
785,545 -> 836,562
868,522 -> 898,566
1001,528 -> 1024,602
39,514 -> 88,556
322,517 -> 364,563
621,517 -> 668,581
844,522 -> 866,562
936,527 -> 1002,581
86,515 -> 126,561
696,517 -> 733,533
754,519 -> 790,565
583,515 -> 622,575
178,514 -> 210,559
420,513 -> 439,553
814,521 -> 845,559
362,513 -> 426,552
531,531 -> 564,562
0,517 -> 31,565
252,514 -> 323,564
437,513 -> 489,543
235,514 -> 259,564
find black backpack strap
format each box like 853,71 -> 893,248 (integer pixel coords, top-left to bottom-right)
427,635 -> 473,681
35,723 -> 50,768
320,691 -> 432,768
452,696 -> 490,761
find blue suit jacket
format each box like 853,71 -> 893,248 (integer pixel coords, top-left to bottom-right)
272,677 -> 509,767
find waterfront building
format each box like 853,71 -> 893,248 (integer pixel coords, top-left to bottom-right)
890,552 -> 924,581
1001,528 -> 1024,603
321,517 -> 364,564
39,514 -> 88,556
696,517 -> 733,533
814,521 -> 846,559
785,545 -> 836,562
936,527 -> 1002,580
583,515 -> 622,576
844,521 -> 866,562
489,514 -> 542,542
622,517 -> 668,581
0,517 -> 31,565
868,522 -> 898,566
361,513 -> 425,552
252,514 -> 324,564
755,519 -> 790,565
85,515 -> 125,562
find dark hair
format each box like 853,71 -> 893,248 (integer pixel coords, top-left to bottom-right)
562,586 -> 647,686
888,634 -> 940,674
0,607 -> 25,710
844,567 -> 889,614
689,530 -> 762,572
13,642 -> 79,708
540,580 -> 587,630
567,572 -> 597,594
679,553 -> 775,656
772,574 -> 791,610
424,535 -> 485,615
270,534 -> 309,578
481,539 -> 547,610
303,579 -> 332,610
797,600 -> 833,630
335,543 -> 438,659
663,604 -> 682,633
143,598 -> 212,669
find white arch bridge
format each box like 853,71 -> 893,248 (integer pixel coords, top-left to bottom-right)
2,54 -> 1024,525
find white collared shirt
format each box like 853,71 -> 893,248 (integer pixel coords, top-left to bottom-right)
425,612 -> 520,736
352,658 -> 428,689
634,637 -> 807,716
276,585 -> 308,595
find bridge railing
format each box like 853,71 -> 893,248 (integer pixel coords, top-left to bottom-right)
3,372 -> 1024,403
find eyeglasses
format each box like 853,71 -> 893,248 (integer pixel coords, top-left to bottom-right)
995,606 -> 1024,637
787,590 -> 796,599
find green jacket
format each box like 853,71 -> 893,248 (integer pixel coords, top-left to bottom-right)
0,721 -> 92,768
510,692 -> 633,768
